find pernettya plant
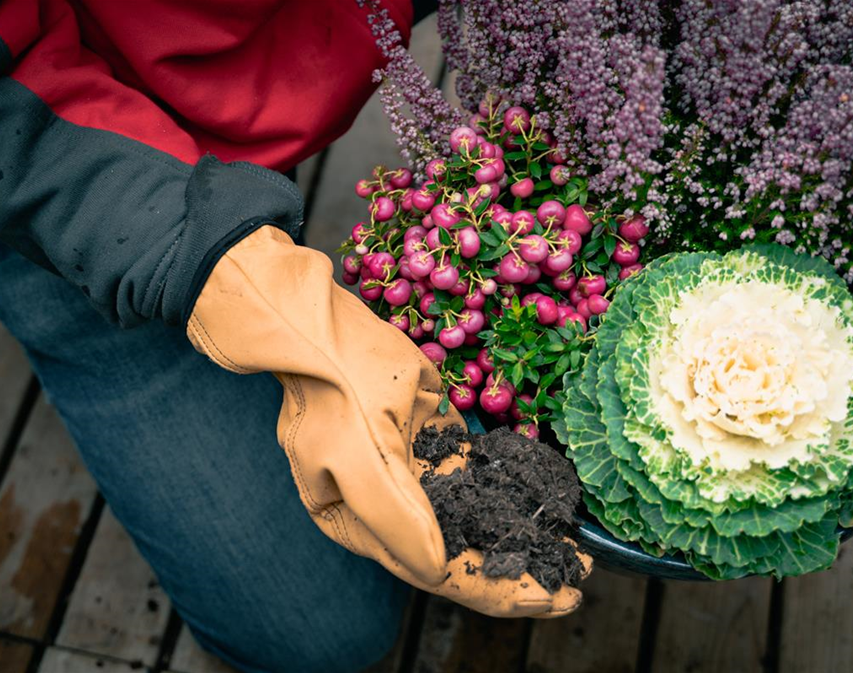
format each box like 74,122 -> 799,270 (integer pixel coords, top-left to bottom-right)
558,245 -> 853,579
339,103 -> 647,434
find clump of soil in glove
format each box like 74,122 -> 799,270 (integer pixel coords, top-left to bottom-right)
414,426 -> 584,593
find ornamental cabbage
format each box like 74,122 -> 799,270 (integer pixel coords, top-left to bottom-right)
556,245 -> 853,579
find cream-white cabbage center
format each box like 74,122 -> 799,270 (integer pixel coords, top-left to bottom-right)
654,279 -> 853,472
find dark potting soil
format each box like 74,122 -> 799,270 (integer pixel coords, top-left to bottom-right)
414,426 -> 584,593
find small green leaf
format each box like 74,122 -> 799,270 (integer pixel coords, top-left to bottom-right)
530,162 -> 543,179
592,223 -> 605,239
451,252 -> 462,267
555,354 -> 571,377
503,150 -> 527,160
438,394 -> 450,415
450,296 -> 465,312
492,222 -> 509,242
479,230 -> 500,247
492,348 -> 518,362
604,236 -> 617,258
511,362 -> 525,388
427,302 -> 444,316
535,180 -> 553,192
532,141 -> 552,151
570,350 -> 581,369
438,227 -> 453,246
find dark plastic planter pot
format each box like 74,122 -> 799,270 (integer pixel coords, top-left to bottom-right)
461,410 -> 853,581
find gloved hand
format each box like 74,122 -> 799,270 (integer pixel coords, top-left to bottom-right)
187,225 -> 588,618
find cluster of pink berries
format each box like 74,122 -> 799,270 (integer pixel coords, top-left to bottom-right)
340,100 -> 647,436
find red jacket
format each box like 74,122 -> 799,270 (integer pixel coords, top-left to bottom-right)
0,0 -> 412,326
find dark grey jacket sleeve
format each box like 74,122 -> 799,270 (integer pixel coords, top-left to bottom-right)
0,77 -> 303,328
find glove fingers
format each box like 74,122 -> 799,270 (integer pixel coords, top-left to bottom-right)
333,446 -> 447,586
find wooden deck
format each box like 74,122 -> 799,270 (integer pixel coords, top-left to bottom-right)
3,14 -> 853,673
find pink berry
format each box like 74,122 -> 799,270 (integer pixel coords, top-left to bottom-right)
563,205 -> 593,234
372,196 -> 395,222
552,270 -> 577,292
368,252 -> 396,280
557,229 -> 583,255
462,361 -> 484,387
384,279 -> 412,306
504,106 -> 531,133
389,168 -> 413,189
398,256 -> 416,281
458,309 -> 485,335
421,318 -> 435,332
470,116 -> 487,135
404,225 -> 428,242
578,275 -> 606,297
408,324 -> 425,340
465,288 -> 486,310
500,254 -> 530,283
619,215 -> 649,243
421,214 -> 435,230
556,305 -> 575,327
619,263 -> 644,280
545,249 -> 573,274
342,271 -> 359,286
343,255 -> 362,275
425,159 -> 447,180
448,278 -> 470,297
412,188 -> 436,212
457,226 -> 481,258
481,279 -> 498,295
523,263 -> 542,285
355,179 -> 375,198
514,423 -> 540,440
431,203 -> 460,229
401,189 -> 414,212
569,286 -> 584,306
420,292 -> 436,316
510,178 -> 535,199
587,294 -> 611,315
577,299 -> 592,319
534,295 -> 559,325
536,200 -> 566,227
430,261 -> 460,291
521,292 -> 543,307
518,235 -> 550,263
420,342 -> 447,365
389,314 -> 410,331
476,348 -> 496,374
412,280 -> 429,298
352,222 -> 369,244
510,210 -> 535,235
550,165 -> 571,186
403,237 -> 423,257
359,280 -> 382,301
409,251 -> 436,278
439,325 -> 466,349
425,227 -> 442,251
480,384 -> 514,415
449,384 -> 477,411
464,333 -> 480,347
449,126 -> 478,154
612,241 -> 641,266
355,243 -> 369,256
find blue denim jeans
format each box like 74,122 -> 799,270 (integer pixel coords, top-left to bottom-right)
0,245 -> 410,673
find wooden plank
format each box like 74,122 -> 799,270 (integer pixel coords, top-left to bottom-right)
363,589 -> 418,673
55,507 -> 170,665
0,324 -> 33,447
38,648 -> 149,673
0,395 -> 99,639
167,625 -> 237,673
526,568 -> 647,673
779,542 -> 853,673
409,596 -> 528,673
305,13 -> 444,266
651,577 -> 771,673
0,639 -> 34,673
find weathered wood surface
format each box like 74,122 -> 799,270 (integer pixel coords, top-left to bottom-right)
651,577 -> 772,673
0,640 -> 34,673
167,625 -> 238,673
779,543 -> 853,673
37,648 -> 150,673
526,569 -> 647,673
0,324 -> 34,448
408,596 -> 529,673
55,507 -> 170,666
0,395 -> 99,641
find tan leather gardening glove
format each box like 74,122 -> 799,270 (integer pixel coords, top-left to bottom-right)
187,225 -> 587,618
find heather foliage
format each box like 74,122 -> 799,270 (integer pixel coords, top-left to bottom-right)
363,0 -> 853,284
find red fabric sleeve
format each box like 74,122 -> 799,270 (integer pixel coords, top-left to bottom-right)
1,0 -> 413,171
